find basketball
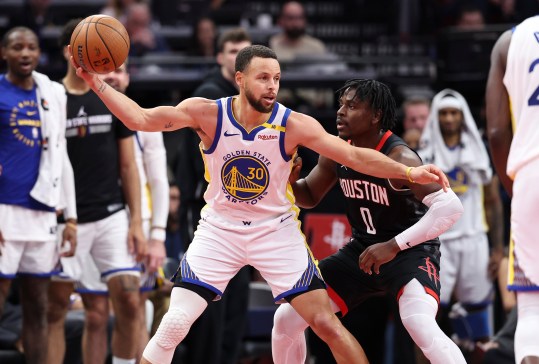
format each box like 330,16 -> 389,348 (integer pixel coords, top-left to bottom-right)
70,15 -> 130,74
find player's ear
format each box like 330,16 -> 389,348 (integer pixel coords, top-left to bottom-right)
372,109 -> 382,125
62,45 -> 70,61
235,71 -> 242,87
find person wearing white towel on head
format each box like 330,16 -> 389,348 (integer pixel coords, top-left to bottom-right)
418,89 -> 504,356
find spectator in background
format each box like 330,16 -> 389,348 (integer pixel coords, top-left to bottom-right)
10,0 -> 56,35
269,1 -> 326,61
418,89 -> 504,360
401,97 -> 430,151
269,1 -> 333,110
101,0 -> 137,24
0,26 -> 77,364
455,4 -> 486,30
402,97 -> 430,132
188,17 -> 217,58
124,2 -> 169,57
175,27 -> 252,364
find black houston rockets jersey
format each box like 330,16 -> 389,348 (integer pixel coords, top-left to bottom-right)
337,131 -> 437,247
201,97 -> 296,222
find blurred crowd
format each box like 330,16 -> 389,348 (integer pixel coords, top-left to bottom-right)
0,0 -> 533,363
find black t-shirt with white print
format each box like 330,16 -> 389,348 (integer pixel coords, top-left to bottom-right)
65,89 -> 134,223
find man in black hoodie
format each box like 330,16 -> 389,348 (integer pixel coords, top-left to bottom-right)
174,28 -> 252,364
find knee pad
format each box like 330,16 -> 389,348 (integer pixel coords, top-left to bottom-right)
142,307 -> 191,364
272,304 -> 309,364
515,293 -> 539,364
449,302 -> 492,346
154,307 -> 191,349
399,279 -> 467,364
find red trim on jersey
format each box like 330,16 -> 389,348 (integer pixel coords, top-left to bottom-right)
327,284 -> 348,316
374,130 -> 393,151
425,286 -> 440,305
396,284 -> 440,306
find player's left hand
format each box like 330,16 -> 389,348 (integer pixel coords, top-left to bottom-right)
409,164 -> 450,191
359,240 -> 400,275
145,239 -> 166,274
128,222 -> 147,262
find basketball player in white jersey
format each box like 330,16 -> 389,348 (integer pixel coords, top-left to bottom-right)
76,62 -> 169,361
487,16 -> 539,364
68,44 -> 449,364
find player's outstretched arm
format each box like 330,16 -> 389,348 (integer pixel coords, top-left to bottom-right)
67,46 -> 208,132
359,148 -> 463,274
287,113 -> 449,191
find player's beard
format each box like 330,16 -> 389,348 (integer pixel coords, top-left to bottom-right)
245,87 -> 274,113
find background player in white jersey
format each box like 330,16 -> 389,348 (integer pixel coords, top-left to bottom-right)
487,15 -> 539,364
90,61 -> 169,360
0,26 -> 77,364
417,89 -> 504,354
47,20 -> 146,364
271,78 -> 466,364
74,61 -> 169,361
69,44 -> 449,364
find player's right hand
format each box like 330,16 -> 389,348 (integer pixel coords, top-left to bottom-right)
67,45 -> 99,85
409,164 -> 450,191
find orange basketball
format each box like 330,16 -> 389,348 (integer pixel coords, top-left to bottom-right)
70,15 -> 130,74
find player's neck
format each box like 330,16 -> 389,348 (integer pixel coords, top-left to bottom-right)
351,129 -> 384,149
62,70 -> 91,95
232,96 -> 271,131
5,72 -> 34,90
443,133 -> 461,148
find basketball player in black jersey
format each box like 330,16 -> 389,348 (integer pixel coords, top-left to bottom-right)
272,79 -> 467,364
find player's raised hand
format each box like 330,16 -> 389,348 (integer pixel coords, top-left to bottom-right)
408,164 -> 450,191
67,45 -> 98,84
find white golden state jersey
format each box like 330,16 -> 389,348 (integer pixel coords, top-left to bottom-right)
201,97 -> 296,222
503,16 -> 539,178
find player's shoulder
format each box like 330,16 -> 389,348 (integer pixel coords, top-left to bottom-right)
178,96 -> 219,112
388,144 -> 422,167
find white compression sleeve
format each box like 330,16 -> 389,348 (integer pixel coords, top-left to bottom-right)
395,189 -> 463,250
139,131 -> 170,239
399,279 -> 467,364
272,303 -> 309,364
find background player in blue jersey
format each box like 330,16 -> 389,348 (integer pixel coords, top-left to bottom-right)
487,15 -> 539,364
68,44 -> 449,364
0,26 -> 76,363
271,79 -> 466,364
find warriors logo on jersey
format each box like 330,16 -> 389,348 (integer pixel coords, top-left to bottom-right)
446,166 -> 469,196
221,155 -> 269,202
